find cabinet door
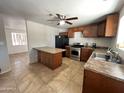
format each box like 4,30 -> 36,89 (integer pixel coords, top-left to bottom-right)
105,14 -> 119,37
80,48 -> 93,62
65,46 -> 71,58
83,70 -> 124,93
59,32 -> 68,36
97,21 -> 106,37
68,29 -> 75,38
83,24 -> 98,37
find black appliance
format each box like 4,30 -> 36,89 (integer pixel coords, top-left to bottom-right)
71,45 -> 84,48
55,35 -> 69,49
55,35 -> 69,57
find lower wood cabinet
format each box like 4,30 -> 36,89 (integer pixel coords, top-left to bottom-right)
83,69 -> 124,93
65,46 -> 71,58
37,50 -> 62,70
80,48 -> 93,62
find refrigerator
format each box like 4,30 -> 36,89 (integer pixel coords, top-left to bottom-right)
55,35 -> 69,49
55,35 -> 69,57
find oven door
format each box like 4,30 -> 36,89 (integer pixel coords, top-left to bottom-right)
71,48 -> 80,60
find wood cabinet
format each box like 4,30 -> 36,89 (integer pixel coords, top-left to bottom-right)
83,14 -> 118,37
97,21 -> 106,37
65,13 -> 119,38
59,32 -> 68,36
80,48 -> 93,62
68,28 -> 75,38
105,14 -> 119,37
37,50 -> 62,70
83,69 -> 124,93
65,46 -> 71,58
59,30 -> 74,38
61,26 -> 84,38
83,24 -> 98,37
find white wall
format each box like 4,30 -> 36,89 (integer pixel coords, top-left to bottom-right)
0,14 -> 11,74
27,21 -> 66,63
4,15 -> 28,54
69,32 -> 114,47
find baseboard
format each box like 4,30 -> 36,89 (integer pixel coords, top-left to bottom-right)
0,68 -> 11,75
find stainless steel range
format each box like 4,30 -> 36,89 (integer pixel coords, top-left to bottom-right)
70,45 -> 84,61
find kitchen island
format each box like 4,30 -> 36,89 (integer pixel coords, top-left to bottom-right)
34,47 -> 65,70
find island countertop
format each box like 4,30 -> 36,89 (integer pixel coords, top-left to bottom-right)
84,49 -> 124,82
34,47 -> 65,54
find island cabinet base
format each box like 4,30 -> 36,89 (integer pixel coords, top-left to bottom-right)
83,69 -> 124,93
37,51 -> 62,70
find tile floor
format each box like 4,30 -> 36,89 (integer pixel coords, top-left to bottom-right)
0,53 -> 85,93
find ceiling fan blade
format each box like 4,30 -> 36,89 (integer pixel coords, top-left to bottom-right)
66,17 -> 78,20
65,21 -> 73,25
56,14 -> 61,19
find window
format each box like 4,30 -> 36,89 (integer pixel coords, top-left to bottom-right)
116,16 -> 124,50
11,32 -> 27,46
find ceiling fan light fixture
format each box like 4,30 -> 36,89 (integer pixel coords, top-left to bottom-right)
59,20 -> 65,25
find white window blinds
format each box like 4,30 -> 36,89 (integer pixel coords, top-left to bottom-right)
11,32 -> 27,46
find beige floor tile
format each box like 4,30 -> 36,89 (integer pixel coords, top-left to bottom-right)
0,90 -> 20,93
38,85 -> 57,93
0,78 -> 16,89
0,53 -> 85,93
71,72 -> 84,86
61,81 -> 82,93
48,77 -> 69,93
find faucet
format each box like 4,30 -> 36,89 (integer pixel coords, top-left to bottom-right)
107,48 -> 121,64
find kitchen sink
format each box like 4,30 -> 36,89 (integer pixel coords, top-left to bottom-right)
93,53 -> 122,64
93,53 -> 107,61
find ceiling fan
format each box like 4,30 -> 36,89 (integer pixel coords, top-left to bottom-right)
48,14 -> 78,25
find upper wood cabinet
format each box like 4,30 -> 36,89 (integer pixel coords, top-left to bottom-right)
59,32 -> 68,36
83,24 -> 98,37
62,13 -> 119,38
68,28 -> 75,38
105,14 -> 119,37
59,31 -> 74,38
97,21 -> 106,37
64,26 -> 85,38
97,14 -> 119,37
83,13 -> 119,37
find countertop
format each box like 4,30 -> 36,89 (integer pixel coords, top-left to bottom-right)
84,48 -> 124,82
34,47 -> 65,54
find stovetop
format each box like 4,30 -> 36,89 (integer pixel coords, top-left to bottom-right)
71,45 -> 84,48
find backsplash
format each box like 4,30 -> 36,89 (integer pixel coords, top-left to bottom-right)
69,32 -> 114,47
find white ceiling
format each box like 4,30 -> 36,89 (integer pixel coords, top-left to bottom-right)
0,0 -> 124,28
